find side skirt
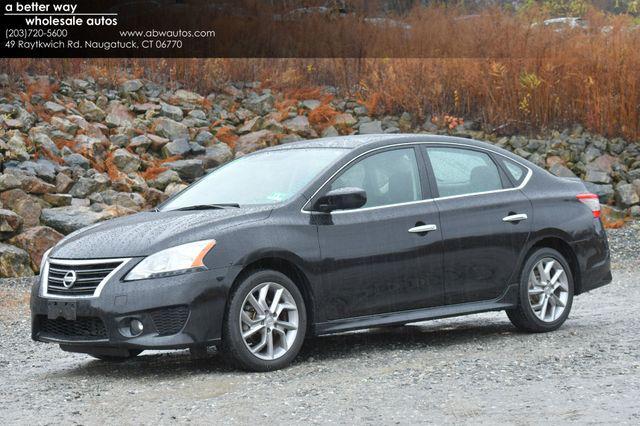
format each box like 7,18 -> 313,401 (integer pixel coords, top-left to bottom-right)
314,284 -> 518,336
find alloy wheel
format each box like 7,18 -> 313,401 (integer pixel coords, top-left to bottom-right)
239,282 -> 299,360
527,257 -> 569,322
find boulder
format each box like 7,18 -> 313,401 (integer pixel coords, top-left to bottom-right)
584,168 -> 611,184
633,179 -> 640,197
43,193 -> 72,207
189,110 -> 207,120
147,134 -> 170,151
51,116 -> 78,134
78,99 -> 106,121
0,209 -> 22,240
615,183 -> 639,208
132,102 -> 161,113
160,103 -> 184,121
18,175 -> 56,195
6,133 -> 30,161
2,118 -> 25,130
63,153 -> 90,170
105,103 -> 134,128
0,174 -> 21,191
89,190 -> 145,210
55,173 -> 74,193
283,116 -> 317,137
120,79 -> 143,93
163,159 -> 205,181
549,163 -> 577,178
244,93 -> 274,115
148,170 -> 182,191
301,99 -> 321,110
9,226 -> 63,271
0,243 -> 33,277
69,175 -> 109,198
195,131 -> 215,146
44,101 -> 66,114
164,182 -> 188,197
112,148 -> 141,173
71,198 -> 90,207
145,187 -> 167,206
358,120 -> 383,134
235,130 -> 276,155
162,138 -> 192,158
174,89 -> 204,106
154,117 -> 189,140
14,159 -> 57,182
334,113 -> 357,127
200,143 -> 233,169
40,206 -> 114,234
238,116 -> 263,134
589,154 -> 619,174
0,189 -> 41,228
129,135 -> 152,150
32,133 -> 61,156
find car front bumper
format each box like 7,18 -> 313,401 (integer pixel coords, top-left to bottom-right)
31,259 -> 237,351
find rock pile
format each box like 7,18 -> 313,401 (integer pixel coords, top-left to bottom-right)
1,73 -> 639,277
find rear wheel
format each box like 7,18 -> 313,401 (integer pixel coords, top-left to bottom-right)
507,247 -> 574,332
222,270 -> 307,372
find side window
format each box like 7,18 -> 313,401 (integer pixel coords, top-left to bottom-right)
330,148 -> 422,209
426,147 -> 503,197
499,157 -> 527,186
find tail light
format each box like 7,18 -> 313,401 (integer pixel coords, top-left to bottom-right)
576,193 -> 601,218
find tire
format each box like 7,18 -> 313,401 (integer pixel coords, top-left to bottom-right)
222,270 -> 307,372
87,349 -> 142,362
507,247 -> 574,333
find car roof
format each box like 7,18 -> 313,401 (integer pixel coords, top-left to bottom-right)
264,133 -> 543,173
267,133 -> 503,152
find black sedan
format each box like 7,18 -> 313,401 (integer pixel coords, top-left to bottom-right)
31,135 -> 612,371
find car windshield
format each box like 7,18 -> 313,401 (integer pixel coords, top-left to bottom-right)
160,148 -> 346,210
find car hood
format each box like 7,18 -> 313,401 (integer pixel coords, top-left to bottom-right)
50,206 -> 272,259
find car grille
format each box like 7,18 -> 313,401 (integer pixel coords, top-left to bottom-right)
149,306 -> 190,336
46,260 -> 125,297
38,316 -> 107,340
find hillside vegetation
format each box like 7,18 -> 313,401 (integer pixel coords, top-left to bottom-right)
3,6 -> 639,140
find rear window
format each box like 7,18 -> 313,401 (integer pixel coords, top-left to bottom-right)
499,158 -> 527,185
425,147 -> 504,197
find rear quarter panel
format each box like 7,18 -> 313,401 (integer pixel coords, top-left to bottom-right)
520,171 -> 610,293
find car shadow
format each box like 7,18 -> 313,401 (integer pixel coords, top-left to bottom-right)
298,319 -> 518,362
55,318 -> 522,379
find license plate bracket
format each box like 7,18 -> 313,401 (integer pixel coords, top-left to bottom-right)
47,301 -> 77,321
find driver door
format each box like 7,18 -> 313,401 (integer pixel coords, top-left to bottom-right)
312,147 -> 444,320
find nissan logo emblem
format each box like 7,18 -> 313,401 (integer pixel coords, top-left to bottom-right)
62,271 -> 77,289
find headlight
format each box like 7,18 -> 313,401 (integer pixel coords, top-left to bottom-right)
124,240 -> 216,281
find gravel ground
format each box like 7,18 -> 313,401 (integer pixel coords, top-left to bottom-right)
0,223 -> 639,424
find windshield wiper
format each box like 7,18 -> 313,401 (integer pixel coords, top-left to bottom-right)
171,203 -> 240,211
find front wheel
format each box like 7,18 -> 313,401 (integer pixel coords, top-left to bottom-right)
507,247 -> 574,333
222,270 -> 307,372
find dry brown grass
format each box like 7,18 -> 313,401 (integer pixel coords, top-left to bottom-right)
1,6 -> 639,140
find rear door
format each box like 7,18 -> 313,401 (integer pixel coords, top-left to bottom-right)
311,146 -> 444,320
421,145 -> 532,305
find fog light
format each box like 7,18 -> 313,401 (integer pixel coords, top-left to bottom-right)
130,319 -> 144,336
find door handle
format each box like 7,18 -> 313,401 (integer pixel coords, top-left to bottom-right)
502,213 -> 528,222
408,224 -> 438,233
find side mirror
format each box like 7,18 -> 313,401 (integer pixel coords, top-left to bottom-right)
313,187 -> 367,213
